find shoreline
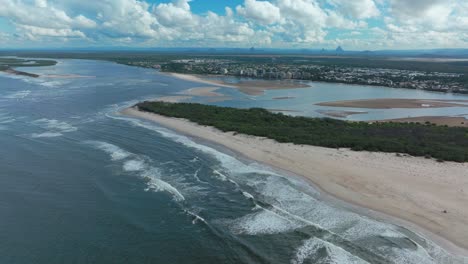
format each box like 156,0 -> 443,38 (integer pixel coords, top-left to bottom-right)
121,106 -> 468,257
165,72 -> 310,95
317,98 -> 468,109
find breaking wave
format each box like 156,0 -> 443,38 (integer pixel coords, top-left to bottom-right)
86,140 -> 185,202
292,238 -> 370,264
108,113 -> 468,264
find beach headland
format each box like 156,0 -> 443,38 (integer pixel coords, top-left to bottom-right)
121,105 -> 468,256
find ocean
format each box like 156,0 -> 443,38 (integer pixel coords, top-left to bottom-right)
0,59 -> 467,263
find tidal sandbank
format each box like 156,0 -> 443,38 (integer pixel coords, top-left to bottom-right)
317,98 -> 468,109
166,72 -> 310,95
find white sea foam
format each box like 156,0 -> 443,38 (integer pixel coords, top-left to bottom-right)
0,113 -> 15,124
31,132 -> 63,138
88,141 -> 131,161
185,209 -> 207,224
87,141 -> 185,202
123,159 -> 147,172
212,169 -> 228,181
33,118 -> 77,133
0,118 -> 14,124
193,168 -> 202,182
145,177 -> 185,202
113,114 -> 466,263
4,90 -> 31,99
229,207 -> 306,235
31,118 -> 77,138
241,191 -> 254,200
292,238 -> 370,264
109,115 -> 279,177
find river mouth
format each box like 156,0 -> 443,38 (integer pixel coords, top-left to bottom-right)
0,58 -> 467,263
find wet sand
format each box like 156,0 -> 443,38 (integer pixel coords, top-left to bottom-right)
317,110 -> 368,118
122,106 -> 468,256
148,96 -> 193,103
179,87 -> 223,97
167,72 -> 310,95
317,98 -> 468,109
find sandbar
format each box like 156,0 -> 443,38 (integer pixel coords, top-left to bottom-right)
316,98 -> 468,109
167,72 -> 310,95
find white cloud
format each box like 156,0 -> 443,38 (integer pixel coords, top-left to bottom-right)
0,0 -> 466,49
330,0 -> 380,19
236,0 -> 281,25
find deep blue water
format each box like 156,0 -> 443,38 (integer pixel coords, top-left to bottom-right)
1,59 -> 467,264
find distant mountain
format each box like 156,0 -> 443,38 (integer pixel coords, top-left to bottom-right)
336,46 -> 344,53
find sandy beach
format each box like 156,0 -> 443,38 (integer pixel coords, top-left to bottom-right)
167,72 -> 310,95
179,87 -> 224,97
122,106 -> 468,256
317,98 -> 468,109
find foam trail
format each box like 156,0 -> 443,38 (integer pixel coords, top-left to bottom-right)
108,114 -> 279,177
229,207 -> 305,235
86,141 -> 131,161
4,90 -> 31,99
31,118 -> 77,138
185,209 -> 207,224
0,118 -> 15,124
145,177 -> 185,202
111,111 -> 468,263
87,141 -> 185,202
292,238 -> 370,264
33,118 -> 77,133
31,132 -> 63,138
123,159 -> 147,172
193,168 -> 202,182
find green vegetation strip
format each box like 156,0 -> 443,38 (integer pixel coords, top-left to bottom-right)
137,101 -> 468,162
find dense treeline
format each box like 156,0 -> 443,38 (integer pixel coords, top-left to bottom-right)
137,102 -> 468,162
0,58 -> 56,71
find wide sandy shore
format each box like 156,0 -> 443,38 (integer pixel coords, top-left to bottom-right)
122,106 -> 468,256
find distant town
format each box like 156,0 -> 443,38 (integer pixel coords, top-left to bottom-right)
128,58 -> 467,94
3,50 -> 468,94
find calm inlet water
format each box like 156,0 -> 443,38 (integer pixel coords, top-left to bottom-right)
1,59 -> 467,264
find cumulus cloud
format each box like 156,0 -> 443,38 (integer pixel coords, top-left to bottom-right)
0,0 -> 466,49
236,0 -> 282,25
330,0 -> 380,19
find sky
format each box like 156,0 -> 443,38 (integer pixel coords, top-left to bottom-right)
0,0 -> 467,50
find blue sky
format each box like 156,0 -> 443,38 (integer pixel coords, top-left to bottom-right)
0,0 -> 466,50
